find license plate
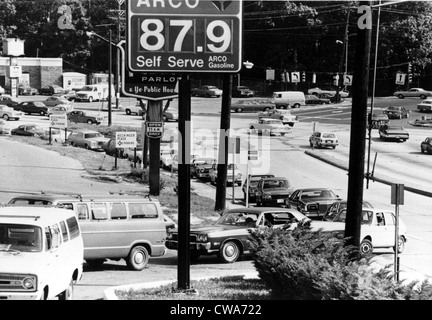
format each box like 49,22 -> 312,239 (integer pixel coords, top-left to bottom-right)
326,140 -> 332,143
277,199 -> 284,203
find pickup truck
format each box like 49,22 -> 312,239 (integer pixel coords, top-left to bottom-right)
67,110 -> 106,125
191,85 -> 222,98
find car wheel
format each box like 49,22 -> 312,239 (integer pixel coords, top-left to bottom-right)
359,239 -> 373,256
2,114 -> 9,121
85,144 -> 90,150
397,94 -> 404,99
281,133 -> 285,136
127,245 -> 149,271
219,240 -> 241,263
58,278 -> 74,300
163,115 -> 168,122
293,103 -> 300,108
264,107 -> 270,112
88,97 -> 93,103
86,259 -> 105,268
332,146 -> 336,149
256,198 -> 262,206
420,94 -> 427,100
236,108 -> 243,113
126,109 -> 131,115
394,236 -> 405,253
87,120 -> 93,125
40,111 -> 46,116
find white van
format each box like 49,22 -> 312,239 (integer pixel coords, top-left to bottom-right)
75,84 -> 115,102
272,91 -> 306,109
0,206 -> 84,300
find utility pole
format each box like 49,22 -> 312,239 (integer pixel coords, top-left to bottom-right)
336,8 -> 350,103
345,1 -> 372,255
214,74 -> 232,212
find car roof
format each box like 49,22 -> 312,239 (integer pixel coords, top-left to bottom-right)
295,187 -> 333,191
71,129 -> 100,133
261,177 -> 288,181
226,207 -> 299,214
8,193 -> 158,204
0,206 -> 76,226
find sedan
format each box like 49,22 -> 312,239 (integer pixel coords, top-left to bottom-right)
242,173 -> 275,203
231,98 -> 276,113
0,105 -> 23,121
11,124 -> 47,137
307,87 -> 349,98
393,87 -> 432,99
258,109 -> 299,127
249,118 -> 292,136
322,200 -> 374,222
0,119 -> 12,135
190,157 -> 216,179
67,129 -> 110,150
255,177 -> 294,207
420,137 -> 432,154
42,96 -> 72,108
13,101 -> 49,116
0,95 -> 21,108
369,112 -> 389,129
18,85 -> 38,95
305,94 -> 330,105
378,125 -> 409,142
383,106 -> 409,119
417,99 -> 432,112
39,85 -> 64,95
165,207 -> 310,263
288,188 -> 341,219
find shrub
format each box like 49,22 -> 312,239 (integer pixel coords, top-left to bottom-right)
248,222 -> 432,300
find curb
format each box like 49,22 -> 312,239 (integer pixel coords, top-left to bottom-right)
103,271 -> 260,300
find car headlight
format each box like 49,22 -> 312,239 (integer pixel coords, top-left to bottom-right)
263,193 -> 272,200
22,276 -> 36,290
196,234 -> 208,242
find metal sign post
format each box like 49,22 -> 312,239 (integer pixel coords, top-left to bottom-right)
391,183 -> 404,282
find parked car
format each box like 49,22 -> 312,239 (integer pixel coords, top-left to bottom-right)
312,208 -> 407,256
309,131 -> 339,149
232,85 -> 255,98
369,112 -> 389,129
258,109 -> 299,127
249,118 -> 292,136
393,87 -> 432,99
317,92 -> 345,103
0,94 -> 21,108
0,119 -> 12,135
305,94 -> 331,105
17,84 -> 38,95
38,85 -> 64,95
209,163 -> 242,186
255,176 -> 294,207
121,102 -> 144,115
190,157 -> 216,179
40,128 -> 70,143
383,106 -> 409,119
42,96 -> 72,108
58,89 -> 79,101
11,124 -> 47,137
67,110 -> 106,125
46,104 -> 71,116
420,137 -> 432,154
191,85 -> 222,97
0,105 -> 23,121
322,200 -> 374,222
67,129 -> 110,150
307,87 -> 349,98
165,207 -> 311,263
231,98 -> 276,113
13,101 -> 48,116
288,188 -> 341,219
103,138 -> 125,158
242,173 -> 275,203
408,116 -> 432,127
138,108 -> 178,122
417,99 -> 432,112
378,125 -> 409,142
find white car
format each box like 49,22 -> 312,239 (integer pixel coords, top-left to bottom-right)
307,87 -> 349,98
258,109 -> 299,127
0,119 -> 12,135
311,207 -> 407,256
209,163 -> 243,186
249,118 -> 292,136
309,131 -> 339,149
417,99 -> 432,112
394,88 -> 432,99
0,105 -> 23,121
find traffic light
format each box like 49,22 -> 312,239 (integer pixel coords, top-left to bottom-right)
408,63 -> 413,83
281,72 -> 286,82
302,72 -> 306,82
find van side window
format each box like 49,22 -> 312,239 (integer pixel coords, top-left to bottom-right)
66,217 -> 80,240
91,203 -> 108,220
59,221 -> 69,242
76,203 -> 89,220
110,203 -> 127,220
129,203 -> 158,219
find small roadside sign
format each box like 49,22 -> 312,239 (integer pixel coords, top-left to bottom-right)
146,122 -> 164,138
396,73 -> 406,85
291,72 -> 300,83
115,131 -> 137,148
343,74 -> 353,86
49,114 -> 67,128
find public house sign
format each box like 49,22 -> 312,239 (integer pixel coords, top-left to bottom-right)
126,0 -> 242,73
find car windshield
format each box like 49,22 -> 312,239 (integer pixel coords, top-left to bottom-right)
27,126 -> 41,131
263,179 -> 289,189
322,133 -> 336,138
301,189 -> 336,199
84,133 -> 102,138
34,102 -> 45,107
216,212 -> 259,227
0,224 -> 43,252
80,86 -> 94,91
194,158 -> 214,165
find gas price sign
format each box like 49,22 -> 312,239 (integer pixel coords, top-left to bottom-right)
126,0 -> 242,73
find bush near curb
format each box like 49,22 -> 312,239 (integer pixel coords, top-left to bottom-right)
249,222 -> 432,300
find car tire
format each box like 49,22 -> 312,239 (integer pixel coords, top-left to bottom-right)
126,109 -> 131,115
359,239 -> 373,256
127,245 -> 149,271
394,236 -> 405,254
86,259 -> 105,268
58,278 -> 74,300
293,103 -> 300,108
397,94 -> 404,99
219,240 -> 241,263
85,144 -> 90,150
420,94 -> 427,100
281,133 -> 285,136
264,107 -> 270,112
256,198 -> 262,206
2,114 -> 9,121
88,97 -> 93,103
163,115 -> 168,122
87,120 -> 93,125
235,108 -> 243,113
40,111 -> 46,116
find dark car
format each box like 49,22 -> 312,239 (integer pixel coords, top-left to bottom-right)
420,137 -> 432,154
255,177 -> 294,207
0,95 -> 21,108
230,98 -> 276,113
232,86 -> 255,98
38,85 -> 64,95
322,200 -> 374,221
288,188 -> 340,219
18,84 -> 38,95
11,124 -> 47,137
103,138 -> 126,158
378,125 -> 409,142
67,110 -> 105,125
190,157 -> 216,179
305,94 -> 330,105
165,207 -> 310,263
242,173 -> 275,203
317,92 -> 345,104
383,106 -> 410,119
369,112 -> 389,129
13,101 -> 49,116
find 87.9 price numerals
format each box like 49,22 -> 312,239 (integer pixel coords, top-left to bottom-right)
137,17 -> 234,54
